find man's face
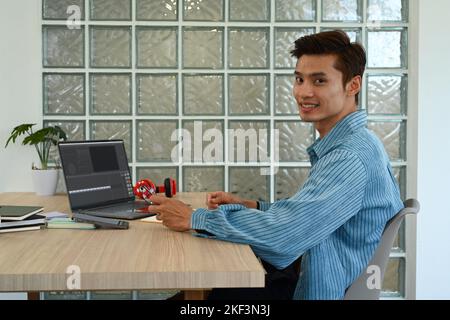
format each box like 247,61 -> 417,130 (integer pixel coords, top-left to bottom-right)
293,54 -> 360,137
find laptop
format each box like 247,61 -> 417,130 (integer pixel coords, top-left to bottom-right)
58,140 -> 155,220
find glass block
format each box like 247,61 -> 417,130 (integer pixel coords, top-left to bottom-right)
381,258 -> 405,297
229,74 -> 269,115
388,176 -> 405,250
275,0 -> 316,21
137,167 -> 179,184
43,291 -> 87,300
275,74 -> 297,115
43,0 -> 85,20
182,121 -> 224,163
183,166 -> 224,192
275,28 -> 315,69
90,74 -> 131,115
43,26 -> 84,67
229,0 -> 269,21
90,121 -> 132,161
367,75 -> 407,115
367,0 -> 408,22
275,167 -> 310,200
136,27 -> 177,68
43,73 -> 85,115
367,75 -> 408,115
90,291 -> 133,300
228,121 -> 270,163
368,28 -> 407,69
183,0 -> 223,21
137,290 -> 180,300
367,121 -> 406,161
137,121 -> 178,162
229,167 -> 269,201
90,0 -> 131,20
137,74 -> 177,115
136,0 -> 178,20
44,120 -> 86,165
183,74 -> 223,115
229,28 -> 269,69
392,166 -> 406,201
90,26 -> 131,68
43,120 -> 85,141
392,220 -> 405,252
320,27 -> 362,43
275,121 -> 314,162
183,28 -> 223,69
322,0 -> 362,22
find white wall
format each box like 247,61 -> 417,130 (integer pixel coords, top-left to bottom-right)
0,0 -> 40,300
0,0 -> 41,192
1,0 -> 450,300
416,0 -> 450,299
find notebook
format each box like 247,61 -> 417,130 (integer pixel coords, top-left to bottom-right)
58,140 -> 155,220
0,225 -> 42,234
0,205 -> 44,221
0,214 -> 46,230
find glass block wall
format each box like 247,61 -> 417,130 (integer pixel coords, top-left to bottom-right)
42,0 -> 411,298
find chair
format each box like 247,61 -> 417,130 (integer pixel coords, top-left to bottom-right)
344,198 -> 420,300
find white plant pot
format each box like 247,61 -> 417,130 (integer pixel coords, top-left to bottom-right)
55,168 -> 67,193
31,168 -> 59,196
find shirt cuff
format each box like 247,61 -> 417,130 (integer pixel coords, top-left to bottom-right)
191,208 -> 209,230
191,208 -> 216,238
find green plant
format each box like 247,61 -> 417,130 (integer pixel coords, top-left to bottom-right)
5,123 -> 67,170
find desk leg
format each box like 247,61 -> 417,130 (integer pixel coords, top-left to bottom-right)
27,292 -> 40,300
183,290 -> 208,300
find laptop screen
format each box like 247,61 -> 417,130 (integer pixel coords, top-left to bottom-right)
58,140 -> 134,210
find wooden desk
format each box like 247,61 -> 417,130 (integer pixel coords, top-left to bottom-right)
0,192 -> 265,300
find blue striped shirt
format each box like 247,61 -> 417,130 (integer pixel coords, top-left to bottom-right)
191,111 -> 404,299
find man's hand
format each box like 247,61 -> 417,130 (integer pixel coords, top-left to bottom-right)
147,195 -> 194,232
206,191 -> 257,210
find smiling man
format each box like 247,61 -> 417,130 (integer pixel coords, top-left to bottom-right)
148,30 -> 404,300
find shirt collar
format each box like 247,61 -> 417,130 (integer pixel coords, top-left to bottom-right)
307,111 -> 367,161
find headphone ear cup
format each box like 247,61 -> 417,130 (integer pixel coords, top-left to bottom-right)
163,178 -> 177,197
164,177 -> 172,197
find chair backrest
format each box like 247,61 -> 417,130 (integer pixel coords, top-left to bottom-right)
344,198 -> 420,300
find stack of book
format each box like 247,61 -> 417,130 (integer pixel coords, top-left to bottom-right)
0,205 -> 46,234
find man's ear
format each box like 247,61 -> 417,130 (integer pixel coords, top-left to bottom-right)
346,75 -> 362,97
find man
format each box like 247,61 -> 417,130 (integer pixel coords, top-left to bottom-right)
147,30 -> 404,300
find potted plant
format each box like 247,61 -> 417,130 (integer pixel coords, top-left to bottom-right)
5,123 -> 67,196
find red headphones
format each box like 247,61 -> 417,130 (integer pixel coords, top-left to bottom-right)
133,178 -> 177,201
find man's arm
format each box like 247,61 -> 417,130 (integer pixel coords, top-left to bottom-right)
206,191 -> 275,211
191,150 -> 368,269
206,191 -> 258,209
